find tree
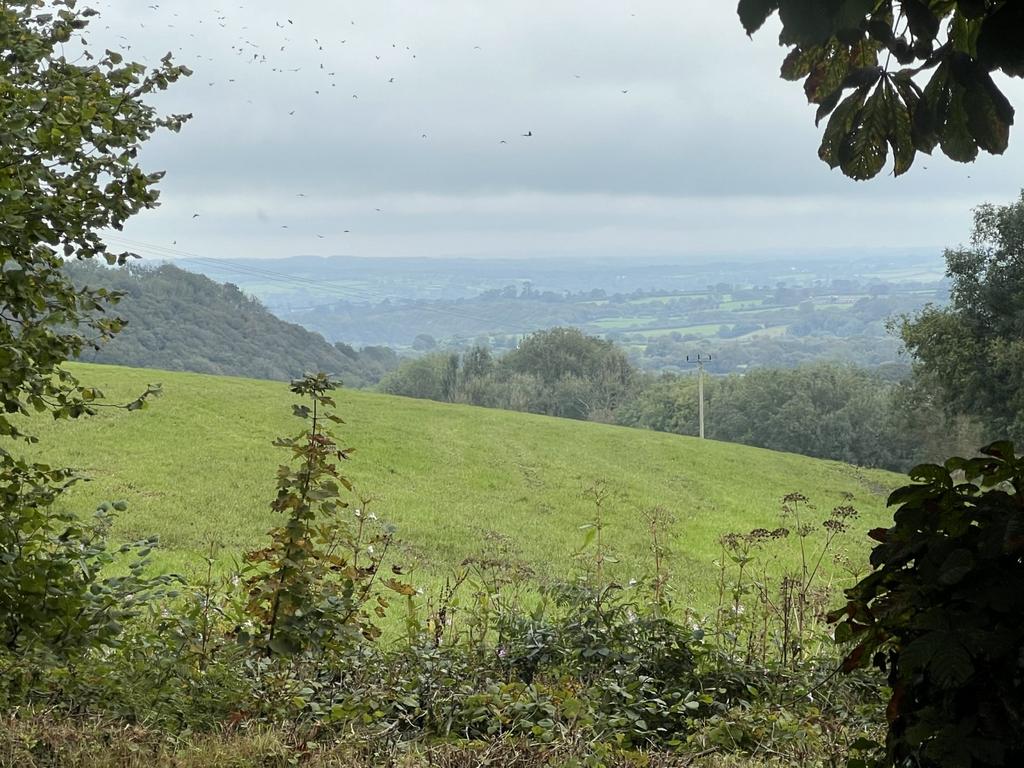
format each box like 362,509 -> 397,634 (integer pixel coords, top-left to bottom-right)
897,191 -> 1024,442
0,1 -> 189,654
241,374 -> 400,656
412,333 -> 437,351
501,327 -> 635,420
380,353 -> 448,400
738,1 -> 1021,179
461,345 -> 494,383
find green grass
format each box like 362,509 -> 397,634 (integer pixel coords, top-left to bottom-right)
735,324 -> 790,340
625,295 -> 677,305
588,316 -> 657,329
719,299 -> 764,310
641,323 -> 724,338
15,363 -> 904,609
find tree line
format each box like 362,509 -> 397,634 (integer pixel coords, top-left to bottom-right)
382,326 -> 982,472
383,192 -> 1024,473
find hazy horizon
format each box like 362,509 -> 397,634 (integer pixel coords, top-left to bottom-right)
84,1 -> 1024,262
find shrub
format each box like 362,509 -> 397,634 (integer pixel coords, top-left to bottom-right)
832,441 -> 1024,767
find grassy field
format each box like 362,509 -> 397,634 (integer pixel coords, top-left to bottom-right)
640,323 -> 724,338
15,363 -> 904,609
735,324 -> 790,340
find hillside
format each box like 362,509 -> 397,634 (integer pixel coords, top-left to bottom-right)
64,262 -> 399,386
25,363 -> 905,606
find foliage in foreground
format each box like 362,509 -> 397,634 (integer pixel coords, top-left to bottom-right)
0,376 -> 886,767
0,0 -> 185,668
739,0 -> 1021,179
833,441 -> 1024,768
0,714 -> 847,768
9,371 -> 1022,767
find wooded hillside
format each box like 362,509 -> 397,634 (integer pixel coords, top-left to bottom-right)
65,262 -> 398,386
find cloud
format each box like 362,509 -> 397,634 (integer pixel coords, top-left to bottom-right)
87,0 -> 1024,260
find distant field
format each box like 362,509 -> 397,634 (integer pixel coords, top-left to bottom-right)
641,323 -> 724,338
719,299 -> 764,310
15,364 -> 904,611
589,316 -> 659,329
735,324 -> 789,340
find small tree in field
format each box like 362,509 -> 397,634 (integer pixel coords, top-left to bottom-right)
0,1 -> 190,657
241,374 -> 412,658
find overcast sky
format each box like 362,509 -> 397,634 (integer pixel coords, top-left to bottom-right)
83,1 -> 1024,262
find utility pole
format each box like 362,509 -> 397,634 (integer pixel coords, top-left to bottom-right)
686,353 -> 712,439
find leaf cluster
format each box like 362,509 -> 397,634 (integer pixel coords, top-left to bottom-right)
0,487 -> 179,695
1,0 -> 190,450
831,441 -> 1024,767
738,0 -> 1021,178
0,0 -> 185,672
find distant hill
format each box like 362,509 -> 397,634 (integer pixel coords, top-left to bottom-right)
26,362 -> 905,608
65,262 -> 398,386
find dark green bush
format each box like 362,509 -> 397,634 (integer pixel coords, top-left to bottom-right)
832,441 -> 1024,768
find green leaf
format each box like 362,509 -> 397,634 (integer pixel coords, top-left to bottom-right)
838,82 -> 890,179
940,81 -> 979,162
780,45 -> 822,81
908,463 -> 952,488
913,62 -> 950,152
804,41 -> 852,104
937,548 -> 974,585
976,4 -> 1024,77
901,0 -> 940,41
737,0 -> 780,36
888,80 -> 918,174
963,73 -> 1013,155
815,88 -> 843,125
779,0 -> 836,46
835,0 -> 877,33
819,86 -> 869,168
901,631 -> 974,688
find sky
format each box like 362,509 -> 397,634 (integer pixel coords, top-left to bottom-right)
80,0 -> 1024,262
